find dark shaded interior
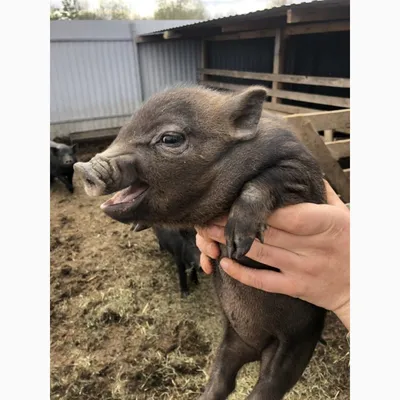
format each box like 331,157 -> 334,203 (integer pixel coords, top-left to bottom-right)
206,31 -> 350,111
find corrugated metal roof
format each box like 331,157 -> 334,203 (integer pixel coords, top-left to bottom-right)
140,0 -> 349,37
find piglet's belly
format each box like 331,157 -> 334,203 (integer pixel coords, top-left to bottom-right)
213,255 -> 323,351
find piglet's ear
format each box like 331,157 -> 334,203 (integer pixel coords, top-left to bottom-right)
224,86 -> 267,141
71,144 -> 77,153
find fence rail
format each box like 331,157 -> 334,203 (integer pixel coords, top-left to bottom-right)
199,67 -> 350,114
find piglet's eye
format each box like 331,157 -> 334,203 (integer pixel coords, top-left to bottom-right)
160,133 -> 185,146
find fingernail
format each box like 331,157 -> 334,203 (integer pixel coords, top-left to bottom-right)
220,258 -> 229,270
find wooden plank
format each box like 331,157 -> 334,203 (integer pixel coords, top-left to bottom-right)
221,17 -> 285,33
163,31 -> 182,40
264,102 -> 319,115
202,81 -> 345,118
272,28 -> 285,104
202,80 -> 245,92
70,129 -> 119,143
287,6 -> 350,24
285,110 -> 350,133
136,34 -> 164,43
285,20 -> 350,36
207,28 -> 276,41
326,139 -> 350,160
271,88 -> 349,107
287,119 -> 350,203
202,80 -> 350,108
199,68 -> 350,88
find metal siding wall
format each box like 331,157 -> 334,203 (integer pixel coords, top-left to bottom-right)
138,40 -> 202,100
51,40 -> 140,123
50,20 -> 199,138
50,22 -> 139,138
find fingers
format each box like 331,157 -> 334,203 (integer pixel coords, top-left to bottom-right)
198,223 -> 308,256
200,253 -> 213,275
219,258 -> 297,296
198,225 -> 226,245
196,232 -> 220,274
198,224 -> 301,269
195,232 -> 220,259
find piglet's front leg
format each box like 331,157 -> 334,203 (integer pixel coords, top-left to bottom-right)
225,164 -> 317,260
225,184 -> 269,260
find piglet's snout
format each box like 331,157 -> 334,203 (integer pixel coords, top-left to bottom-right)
74,154 -> 137,197
73,161 -> 108,197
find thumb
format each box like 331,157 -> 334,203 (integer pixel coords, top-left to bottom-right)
220,258 -> 294,296
324,180 -> 348,211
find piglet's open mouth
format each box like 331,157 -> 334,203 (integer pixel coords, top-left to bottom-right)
100,180 -> 149,214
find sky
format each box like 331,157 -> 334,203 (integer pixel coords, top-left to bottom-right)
51,0 -> 314,19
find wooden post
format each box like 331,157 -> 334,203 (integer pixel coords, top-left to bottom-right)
271,28 -> 286,104
288,119 -> 350,203
324,129 -> 334,142
326,139 -> 350,160
199,40 -> 208,84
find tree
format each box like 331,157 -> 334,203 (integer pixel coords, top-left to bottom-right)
154,0 -> 207,20
50,0 -> 81,20
97,0 -> 131,20
63,0 -> 81,19
50,6 -> 62,20
48,0 -> 202,21
76,10 -> 102,20
50,0 -> 145,20
268,0 -> 291,7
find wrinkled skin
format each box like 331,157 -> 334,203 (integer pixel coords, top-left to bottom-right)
74,85 -> 327,400
154,227 -> 200,297
50,141 -> 77,193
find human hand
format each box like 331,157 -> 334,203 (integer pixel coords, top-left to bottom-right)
195,181 -> 350,330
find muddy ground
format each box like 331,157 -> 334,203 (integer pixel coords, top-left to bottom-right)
50,141 -> 350,400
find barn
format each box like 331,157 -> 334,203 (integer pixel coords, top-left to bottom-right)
50,1 -> 350,399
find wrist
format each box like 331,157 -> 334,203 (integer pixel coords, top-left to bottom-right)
333,299 -> 350,331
